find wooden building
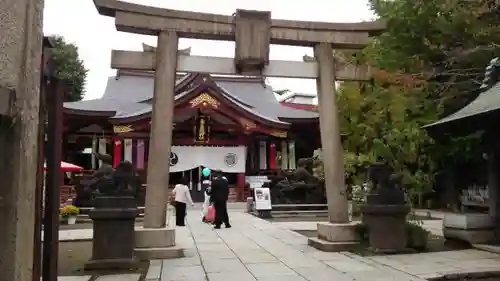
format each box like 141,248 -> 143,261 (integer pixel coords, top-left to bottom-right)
63,68 -> 320,202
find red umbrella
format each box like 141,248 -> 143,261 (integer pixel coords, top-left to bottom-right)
44,161 -> 83,172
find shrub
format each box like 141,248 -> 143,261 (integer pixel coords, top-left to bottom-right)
406,222 -> 429,250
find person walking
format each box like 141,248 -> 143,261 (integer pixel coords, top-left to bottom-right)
210,170 -> 231,229
201,175 -> 212,223
172,177 -> 194,227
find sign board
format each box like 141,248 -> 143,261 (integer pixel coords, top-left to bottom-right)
245,176 -> 269,189
254,187 -> 271,211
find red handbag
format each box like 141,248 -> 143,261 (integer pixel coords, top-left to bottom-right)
206,205 -> 216,222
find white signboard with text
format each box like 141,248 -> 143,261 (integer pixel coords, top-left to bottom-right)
254,187 -> 272,211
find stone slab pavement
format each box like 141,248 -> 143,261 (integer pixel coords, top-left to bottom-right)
42,274 -> 141,281
367,249 -> 500,280
56,207 -> 444,242
147,210 -> 422,281
147,209 -> 500,281
55,207 -> 500,280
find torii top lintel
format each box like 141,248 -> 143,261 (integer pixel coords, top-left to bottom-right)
93,0 -> 386,48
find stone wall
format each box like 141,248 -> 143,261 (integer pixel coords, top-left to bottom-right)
0,0 -> 44,280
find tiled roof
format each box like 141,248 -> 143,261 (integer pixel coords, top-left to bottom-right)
64,73 -> 318,123
424,82 -> 500,128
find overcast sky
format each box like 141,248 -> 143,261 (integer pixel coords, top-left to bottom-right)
42,0 -> 375,101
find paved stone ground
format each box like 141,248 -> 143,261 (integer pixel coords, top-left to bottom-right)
56,207 -> 500,281
145,210 -> 500,281
147,210 -> 420,281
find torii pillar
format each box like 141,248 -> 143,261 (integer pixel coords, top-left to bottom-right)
93,0 -> 385,254
135,31 -> 181,259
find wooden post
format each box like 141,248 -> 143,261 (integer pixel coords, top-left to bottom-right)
33,40 -> 54,281
314,43 -> 349,223
42,79 -> 64,281
143,31 -> 179,228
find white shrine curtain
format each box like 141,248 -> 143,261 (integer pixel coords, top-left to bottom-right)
169,146 -> 203,173
169,146 -> 247,173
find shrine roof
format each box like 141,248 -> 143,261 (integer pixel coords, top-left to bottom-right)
424,82 -> 500,130
64,72 -> 318,124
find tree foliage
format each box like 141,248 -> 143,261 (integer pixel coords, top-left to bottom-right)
51,36 -> 88,102
334,0 -> 497,205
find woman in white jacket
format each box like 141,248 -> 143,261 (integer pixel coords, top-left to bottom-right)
172,177 -> 194,226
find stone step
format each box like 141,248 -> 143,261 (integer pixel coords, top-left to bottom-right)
75,214 -> 144,224
79,206 -> 146,215
271,210 -> 328,215
40,276 -> 91,281
307,237 -> 359,252
272,210 -> 327,214
272,204 -> 327,211
95,274 -> 141,281
134,246 -> 184,260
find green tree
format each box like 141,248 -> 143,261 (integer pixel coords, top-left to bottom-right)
51,36 -> 88,102
330,0 -> 498,206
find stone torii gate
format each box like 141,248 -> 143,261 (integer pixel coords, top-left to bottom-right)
93,0 -> 385,254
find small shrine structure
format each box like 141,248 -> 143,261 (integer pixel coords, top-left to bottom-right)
425,58 -> 500,244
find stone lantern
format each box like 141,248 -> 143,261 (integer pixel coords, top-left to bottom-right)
85,161 -> 141,270
360,162 -> 410,253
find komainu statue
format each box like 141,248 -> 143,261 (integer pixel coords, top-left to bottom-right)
365,162 -> 405,205
269,157 -> 326,204
73,153 -> 114,207
73,157 -> 144,207
95,161 -> 142,198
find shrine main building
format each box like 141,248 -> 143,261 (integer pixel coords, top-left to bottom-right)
63,47 -> 320,202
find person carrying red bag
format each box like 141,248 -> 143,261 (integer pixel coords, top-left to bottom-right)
210,170 -> 231,229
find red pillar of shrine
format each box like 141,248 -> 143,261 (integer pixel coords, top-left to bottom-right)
269,143 -> 277,169
113,139 -> 123,168
236,173 -> 246,201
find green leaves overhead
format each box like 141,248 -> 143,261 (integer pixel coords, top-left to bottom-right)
51,36 -> 88,102
336,0 -> 496,204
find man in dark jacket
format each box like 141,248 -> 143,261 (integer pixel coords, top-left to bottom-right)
210,170 -> 231,229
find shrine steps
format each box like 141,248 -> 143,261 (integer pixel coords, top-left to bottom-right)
271,204 -> 328,217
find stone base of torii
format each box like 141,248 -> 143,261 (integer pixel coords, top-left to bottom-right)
92,0 -> 386,256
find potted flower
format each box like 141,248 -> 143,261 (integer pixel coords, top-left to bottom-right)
60,205 -> 79,225
349,183 -> 369,219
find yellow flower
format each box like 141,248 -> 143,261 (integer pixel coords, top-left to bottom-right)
60,205 -> 80,217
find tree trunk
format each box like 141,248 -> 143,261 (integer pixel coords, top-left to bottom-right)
0,0 -> 44,280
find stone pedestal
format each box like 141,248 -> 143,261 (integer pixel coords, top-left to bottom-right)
443,213 -> 494,244
85,196 -> 139,270
361,204 -> 411,253
308,222 -> 359,252
134,227 -> 184,260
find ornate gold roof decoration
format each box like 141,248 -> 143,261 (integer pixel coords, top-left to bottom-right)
113,125 -> 134,133
189,93 -> 220,108
269,131 -> 287,138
